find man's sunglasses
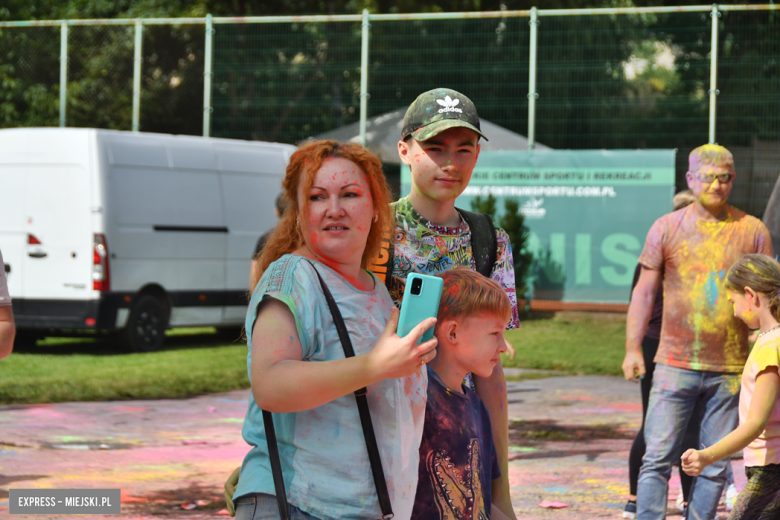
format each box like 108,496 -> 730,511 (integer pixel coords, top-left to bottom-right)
690,171 -> 735,184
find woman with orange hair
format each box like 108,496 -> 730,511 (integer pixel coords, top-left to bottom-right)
233,140 -> 438,520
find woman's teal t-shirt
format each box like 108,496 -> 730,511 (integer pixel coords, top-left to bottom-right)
235,255 -> 427,520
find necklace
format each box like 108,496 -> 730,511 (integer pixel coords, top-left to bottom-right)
758,324 -> 780,338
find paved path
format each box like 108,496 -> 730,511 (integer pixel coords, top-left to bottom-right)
0,374 -> 744,519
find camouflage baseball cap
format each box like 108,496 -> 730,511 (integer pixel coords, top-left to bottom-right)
401,88 -> 488,142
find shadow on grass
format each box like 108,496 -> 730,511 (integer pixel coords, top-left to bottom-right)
13,327 -> 245,357
519,310 -> 627,322
0,474 -> 50,498
510,419 -> 634,444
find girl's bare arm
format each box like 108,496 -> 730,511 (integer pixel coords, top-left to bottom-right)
682,366 -> 780,475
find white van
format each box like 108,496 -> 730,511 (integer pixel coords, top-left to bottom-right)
0,128 -> 295,351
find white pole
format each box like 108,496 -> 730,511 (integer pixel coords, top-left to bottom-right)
708,4 -> 719,144
132,20 -> 143,132
203,14 -> 214,138
59,22 -> 68,127
527,7 -> 538,150
359,9 -> 370,147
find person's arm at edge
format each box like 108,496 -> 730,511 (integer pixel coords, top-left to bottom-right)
622,266 -> 661,382
0,305 -> 14,359
681,366 -> 780,475
249,259 -> 259,287
757,221 -> 774,258
474,365 -> 515,520
223,467 -> 240,517
504,337 -> 516,360
747,224 -> 774,345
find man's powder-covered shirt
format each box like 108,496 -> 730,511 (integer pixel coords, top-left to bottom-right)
638,204 -> 772,372
385,196 -> 520,330
411,366 -> 500,520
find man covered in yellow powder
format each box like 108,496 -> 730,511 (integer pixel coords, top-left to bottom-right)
621,144 -> 772,520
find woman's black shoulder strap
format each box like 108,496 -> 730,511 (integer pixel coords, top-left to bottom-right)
307,262 -> 395,518
457,208 -> 498,277
261,261 -> 395,520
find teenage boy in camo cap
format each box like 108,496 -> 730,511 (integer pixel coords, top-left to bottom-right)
380,87 -> 520,519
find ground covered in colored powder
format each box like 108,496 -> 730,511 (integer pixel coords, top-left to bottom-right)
0,373 -> 745,519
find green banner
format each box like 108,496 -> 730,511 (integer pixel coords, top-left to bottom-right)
401,150 -> 676,304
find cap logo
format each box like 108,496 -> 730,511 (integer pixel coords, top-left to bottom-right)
436,95 -> 462,114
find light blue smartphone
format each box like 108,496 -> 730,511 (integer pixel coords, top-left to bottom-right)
397,273 -> 444,344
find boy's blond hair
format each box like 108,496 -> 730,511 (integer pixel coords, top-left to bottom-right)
437,268 -> 511,324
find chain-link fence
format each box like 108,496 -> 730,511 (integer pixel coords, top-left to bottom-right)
212,21 -> 362,144
1,5 -> 778,215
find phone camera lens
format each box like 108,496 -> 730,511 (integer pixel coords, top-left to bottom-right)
411,278 -> 423,295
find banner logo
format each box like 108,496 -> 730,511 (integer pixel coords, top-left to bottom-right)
521,198 -> 547,219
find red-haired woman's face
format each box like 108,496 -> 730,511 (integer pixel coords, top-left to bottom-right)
297,156 -> 376,266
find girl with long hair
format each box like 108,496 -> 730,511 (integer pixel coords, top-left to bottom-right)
682,254 -> 780,520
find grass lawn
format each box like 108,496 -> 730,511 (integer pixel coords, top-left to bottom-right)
0,312 -> 627,405
0,328 -> 249,405
503,311 -> 626,376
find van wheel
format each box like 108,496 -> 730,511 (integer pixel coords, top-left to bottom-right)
124,295 -> 168,352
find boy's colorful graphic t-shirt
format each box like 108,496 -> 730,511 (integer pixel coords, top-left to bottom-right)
638,204 -> 772,372
384,196 -> 520,330
740,335 -> 780,467
411,366 -> 500,520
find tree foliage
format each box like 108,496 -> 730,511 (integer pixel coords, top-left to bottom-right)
471,194 -> 533,298
0,1 -> 777,214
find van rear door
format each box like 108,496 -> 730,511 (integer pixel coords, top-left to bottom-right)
22,165 -> 92,300
0,165 -> 91,303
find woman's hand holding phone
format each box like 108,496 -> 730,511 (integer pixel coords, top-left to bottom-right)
367,307 -> 438,380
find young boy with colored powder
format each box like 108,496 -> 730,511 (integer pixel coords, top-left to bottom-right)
384,87 -> 520,519
622,144 -> 773,520
411,268 -> 513,520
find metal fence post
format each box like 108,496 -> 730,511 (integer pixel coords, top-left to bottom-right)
708,4 -> 719,144
59,21 -> 68,127
359,9 -> 370,147
527,7 -> 538,150
132,20 -> 143,132
203,14 -> 214,138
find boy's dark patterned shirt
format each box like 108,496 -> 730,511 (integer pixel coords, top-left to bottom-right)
411,366 -> 500,520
